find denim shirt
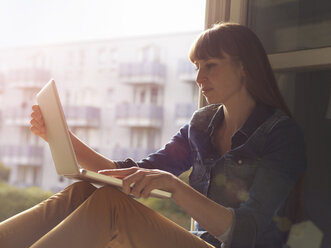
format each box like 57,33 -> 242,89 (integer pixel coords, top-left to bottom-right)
116,103 -> 307,248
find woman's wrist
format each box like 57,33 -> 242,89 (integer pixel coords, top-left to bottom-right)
170,176 -> 188,200
108,159 -> 118,169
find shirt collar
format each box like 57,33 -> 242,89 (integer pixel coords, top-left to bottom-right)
236,102 -> 275,139
207,105 -> 224,137
207,103 -> 275,149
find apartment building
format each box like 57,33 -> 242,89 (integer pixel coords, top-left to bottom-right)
0,31 -> 200,192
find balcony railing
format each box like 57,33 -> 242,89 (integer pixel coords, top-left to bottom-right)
0,144 -> 44,165
119,62 -> 166,85
4,105 -> 101,127
4,107 -> 31,126
63,105 -> 101,128
115,103 -> 163,128
111,146 -> 156,161
177,59 -> 196,82
174,103 -> 197,126
7,68 -> 51,88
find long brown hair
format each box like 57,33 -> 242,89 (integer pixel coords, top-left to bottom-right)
189,22 -> 291,117
189,22 -> 305,232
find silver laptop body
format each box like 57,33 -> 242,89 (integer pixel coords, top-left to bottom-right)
37,79 -> 171,199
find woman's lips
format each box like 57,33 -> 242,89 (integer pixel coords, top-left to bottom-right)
201,88 -> 213,94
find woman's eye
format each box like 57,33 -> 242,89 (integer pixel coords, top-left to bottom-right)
206,63 -> 216,69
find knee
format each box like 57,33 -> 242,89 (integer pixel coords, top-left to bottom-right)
67,181 -> 97,198
91,185 -> 129,203
95,185 -> 122,197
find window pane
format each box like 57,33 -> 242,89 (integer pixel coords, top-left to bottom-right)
248,0 -> 331,53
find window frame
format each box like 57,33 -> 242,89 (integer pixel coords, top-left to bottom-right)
230,0 -> 331,72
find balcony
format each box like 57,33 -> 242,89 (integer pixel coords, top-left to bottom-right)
4,107 -> 31,126
119,62 -> 166,85
4,105 -> 101,128
115,103 -> 163,128
111,146 -> 156,161
174,103 -> 197,126
63,105 -> 101,128
177,59 -> 196,82
0,144 -> 44,166
7,68 -> 51,89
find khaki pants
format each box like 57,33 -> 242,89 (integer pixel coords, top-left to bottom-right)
0,181 -> 215,248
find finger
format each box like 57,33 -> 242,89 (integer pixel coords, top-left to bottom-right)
30,126 -> 41,135
31,105 -> 43,117
122,170 -> 146,196
141,176 -> 160,198
30,127 -> 47,141
141,173 -> 174,198
30,110 -> 43,119
32,105 -> 41,111
30,120 -> 46,135
31,106 -> 42,118
130,174 -> 152,198
98,173 -> 126,180
30,119 -> 43,129
30,111 -> 45,125
98,167 -> 138,177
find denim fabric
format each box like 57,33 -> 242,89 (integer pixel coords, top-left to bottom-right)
191,231 -> 222,248
116,103 -> 307,248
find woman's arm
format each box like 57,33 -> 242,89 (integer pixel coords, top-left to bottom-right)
172,177 -> 233,237
100,118 -> 306,243
99,167 -> 233,237
30,105 -> 117,172
69,131 -> 117,172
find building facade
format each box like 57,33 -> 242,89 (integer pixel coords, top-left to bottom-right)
0,32 -> 200,192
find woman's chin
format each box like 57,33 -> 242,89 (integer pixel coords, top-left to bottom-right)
205,97 -> 222,105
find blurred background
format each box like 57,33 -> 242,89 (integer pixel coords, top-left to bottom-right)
0,0 -> 330,247
0,0 -> 204,231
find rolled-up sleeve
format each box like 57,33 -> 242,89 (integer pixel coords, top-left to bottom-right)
229,120 -> 307,248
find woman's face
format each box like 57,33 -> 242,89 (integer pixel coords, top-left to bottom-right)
194,53 -> 246,105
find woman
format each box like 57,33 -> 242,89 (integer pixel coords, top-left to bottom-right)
0,23 -> 306,248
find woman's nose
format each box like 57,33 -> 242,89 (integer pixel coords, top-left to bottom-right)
196,70 -> 206,87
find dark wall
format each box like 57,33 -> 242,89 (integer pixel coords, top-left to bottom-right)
292,70 -> 331,247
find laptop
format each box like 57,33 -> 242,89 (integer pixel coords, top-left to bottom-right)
36,79 -> 171,199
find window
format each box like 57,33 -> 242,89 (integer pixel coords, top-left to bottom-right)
141,45 -> 160,63
151,87 -> 158,105
106,88 -> 115,107
247,0 -> 331,53
130,127 -> 158,150
139,90 -> 146,104
275,70 -> 331,224
109,48 -> 118,71
32,52 -> 45,68
97,47 -> 107,66
244,0 -> 331,239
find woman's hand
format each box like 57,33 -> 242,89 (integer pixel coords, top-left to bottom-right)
98,167 -> 180,198
30,105 -> 47,142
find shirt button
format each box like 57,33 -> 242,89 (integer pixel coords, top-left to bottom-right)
238,159 -> 243,165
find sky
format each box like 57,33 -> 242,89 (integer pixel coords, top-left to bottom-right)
0,0 -> 205,48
